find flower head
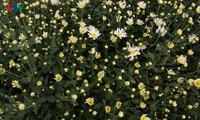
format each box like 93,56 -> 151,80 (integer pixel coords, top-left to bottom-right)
156,26 -> 167,36
88,27 -> 101,40
105,106 -> 111,113
50,0 -> 59,5
177,55 -> 187,67
127,44 -> 141,60
194,79 -> 200,88
85,97 -> 94,106
115,101 -> 122,109
114,28 -> 127,39
154,18 -> 164,26
141,114 -> 150,120
12,80 -> 20,88
68,35 -> 78,43
196,6 -> 200,13
54,74 -> 63,82
97,71 -> 105,79
77,1 -> 87,9
137,1 -> 146,9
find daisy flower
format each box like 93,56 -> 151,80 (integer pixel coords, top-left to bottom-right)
54,74 -> 63,82
114,28 -> 127,39
88,27 -> 101,40
140,114 -> 151,120
127,44 -> 141,60
77,1 -> 87,9
18,33 -> 26,40
126,18 -> 134,25
50,0 -> 59,5
137,1 -> 146,9
136,19 -> 144,25
85,98 -> 94,106
156,26 -> 167,36
12,80 -> 20,88
154,18 -> 164,26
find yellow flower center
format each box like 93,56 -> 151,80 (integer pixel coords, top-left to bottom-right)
91,33 -> 97,38
130,49 -> 135,55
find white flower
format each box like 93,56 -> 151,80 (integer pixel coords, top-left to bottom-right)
154,18 -> 164,26
42,31 -> 48,38
138,43 -> 147,51
114,28 -> 127,39
136,19 -> 144,25
19,103 -> 25,110
177,55 -> 188,67
188,34 -> 199,44
137,1 -> 146,9
88,27 -> 101,40
50,0 -> 59,5
167,69 -> 176,75
118,111 -> 124,118
18,33 -> 26,40
196,6 -> 200,13
116,15 -> 122,22
140,114 -> 151,120
71,94 -> 78,101
127,44 -> 141,60
126,18 -> 134,25
118,1 -> 126,9
77,1 -> 87,9
156,26 -> 167,36
79,26 -> 88,34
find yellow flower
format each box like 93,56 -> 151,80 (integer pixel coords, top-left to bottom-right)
118,111 -> 124,118
9,60 -> 16,68
4,32 -> 11,38
177,55 -> 188,67
18,103 -> 25,110
76,70 -> 83,77
71,94 -> 78,101
18,33 -> 26,40
167,42 -> 174,49
42,31 -> 48,38
115,101 -> 122,109
0,67 -> 6,74
105,106 -> 111,113
134,62 -> 141,68
77,56 -> 84,61
196,6 -> 200,13
188,49 -> 194,56
140,102 -> 147,109
176,29 -> 182,36
79,26 -> 87,34
12,80 -> 20,88
54,74 -> 63,82
85,98 -> 94,106
97,71 -> 105,78
194,79 -> 200,88
110,35 -> 117,43
59,52 -> 64,58
140,89 -> 146,96
138,82 -> 145,90
68,35 -> 78,43
82,44 -> 86,48
95,52 -> 101,59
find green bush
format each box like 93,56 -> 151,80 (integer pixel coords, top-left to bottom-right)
0,0 -> 200,120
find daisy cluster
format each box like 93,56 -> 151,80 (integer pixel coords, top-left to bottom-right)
0,0 -> 200,119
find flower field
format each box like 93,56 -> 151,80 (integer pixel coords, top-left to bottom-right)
0,0 -> 200,119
